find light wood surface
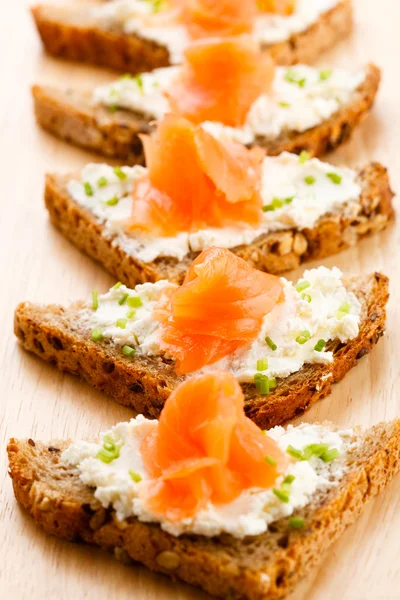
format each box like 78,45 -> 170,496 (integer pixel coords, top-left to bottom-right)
1,1 -> 400,598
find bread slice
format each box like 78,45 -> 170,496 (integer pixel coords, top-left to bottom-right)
32,63 -> 381,162
31,0 -> 353,73
14,271 -> 388,429
43,162 -> 394,288
8,418 -> 400,600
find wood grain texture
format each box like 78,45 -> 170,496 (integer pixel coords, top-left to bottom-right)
0,1 -> 399,599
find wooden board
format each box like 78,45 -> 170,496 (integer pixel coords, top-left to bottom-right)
1,1 -> 399,598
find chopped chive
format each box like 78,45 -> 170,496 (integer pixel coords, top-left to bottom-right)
321,448 -> 340,462
96,437 -> 120,463
108,105 -> 118,113
302,443 -> 330,460
96,447 -> 117,463
122,345 -> 135,357
284,69 -> 306,88
258,377 -> 270,396
296,280 -> 310,293
119,73 -> 133,81
97,176 -> 108,188
268,377 -> 277,389
126,309 -> 136,319
112,282 -> 122,290
118,293 -> 129,305
127,296 -> 143,308
319,69 -> 332,82
302,293 -> 312,303
105,196 -> 119,206
296,330 -> 311,345
263,204 -> 274,212
284,196 -> 294,204
283,474 -> 295,485
279,101 -> 291,108
286,445 -> 303,460
116,318 -> 127,329
92,290 -> 99,310
336,300 -> 351,320
91,327 -> 103,342
326,172 -> 342,185
272,198 -> 283,209
133,74 -> 144,94
257,358 -> 268,371
113,166 -> 127,181
304,175 -> 316,185
84,181 -> 93,196
314,339 -> 326,352
265,455 -> 276,466
290,516 -> 305,529
273,488 -> 290,503
298,150 -> 311,164
265,336 -> 277,351
129,469 -> 142,483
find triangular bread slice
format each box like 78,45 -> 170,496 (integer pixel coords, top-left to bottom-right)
14,271 -> 388,429
32,63 -> 381,163
32,0 -> 353,73
43,162 -> 394,288
7,418 -> 400,600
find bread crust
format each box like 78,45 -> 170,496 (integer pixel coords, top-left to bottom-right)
31,0 -> 353,73
14,271 -> 388,429
7,418 -> 400,600
43,162 -> 394,288
32,63 -> 381,162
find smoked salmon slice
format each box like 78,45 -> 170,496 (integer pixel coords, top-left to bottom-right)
257,0 -> 295,15
128,114 -> 264,237
166,36 -> 275,127
156,247 -> 283,374
178,0 -> 258,39
140,371 -> 287,520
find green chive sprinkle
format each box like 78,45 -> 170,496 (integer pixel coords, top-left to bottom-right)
283,474 -> 295,485
119,73 -> 133,81
108,105 -> 118,113
129,469 -> 142,483
91,327 -> 103,342
97,176 -> 108,188
112,282 -> 122,290
265,455 -> 277,466
118,293 -> 129,306
326,172 -> 342,185
116,318 -> 127,329
269,377 -> 277,389
314,339 -> 326,352
298,150 -> 311,164
304,175 -> 316,185
258,377 -> 270,396
265,336 -> 277,351
321,448 -> 340,462
336,300 -> 351,319
97,437 -> 120,464
122,345 -> 135,357
286,445 -> 303,460
319,69 -> 332,82
273,488 -> 290,503
92,290 -> 99,310
284,70 -> 306,88
279,101 -> 291,108
126,309 -> 136,319
127,296 -> 143,308
290,516 -> 305,529
84,181 -> 93,196
134,74 -> 144,94
106,196 -> 119,206
114,166 -> 127,181
284,196 -> 294,204
296,330 -> 311,345
257,358 -> 268,371
302,293 -> 312,303
302,443 -> 330,461
296,280 -> 310,293
96,448 -> 117,463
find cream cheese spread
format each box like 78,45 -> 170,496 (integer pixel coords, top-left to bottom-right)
93,64 -> 365,144
81,266 -> 361,382
61,419 -> 356,538
92,0 -> 341,64
67,154 -> 361,263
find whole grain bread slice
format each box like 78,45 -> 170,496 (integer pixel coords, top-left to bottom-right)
8,418 -> 400,600
31,0 -> 353,73
44,162 -> 394,288
14,271 -> 388,429
32,63 -> 381,162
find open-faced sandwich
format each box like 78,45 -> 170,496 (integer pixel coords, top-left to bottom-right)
43,112 -> 394,286
8,371 -> 400,600
14,247 -> 388,428
32,0 -> 353,73
33,36 -> 380,161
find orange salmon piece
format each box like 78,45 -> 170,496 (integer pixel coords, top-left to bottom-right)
157,247 -> 283,374
258,0 -> 295,15
128,114 -> 264,237
140,371 -> 287,520
179,0 -> 258,38
167,36 -> 275,127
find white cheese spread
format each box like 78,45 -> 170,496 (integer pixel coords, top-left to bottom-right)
61,418 -> 356,538
67,154 -> 361,263
92,0 -> 341,64
93,65 -> 365,143
81,266 -> 361,382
